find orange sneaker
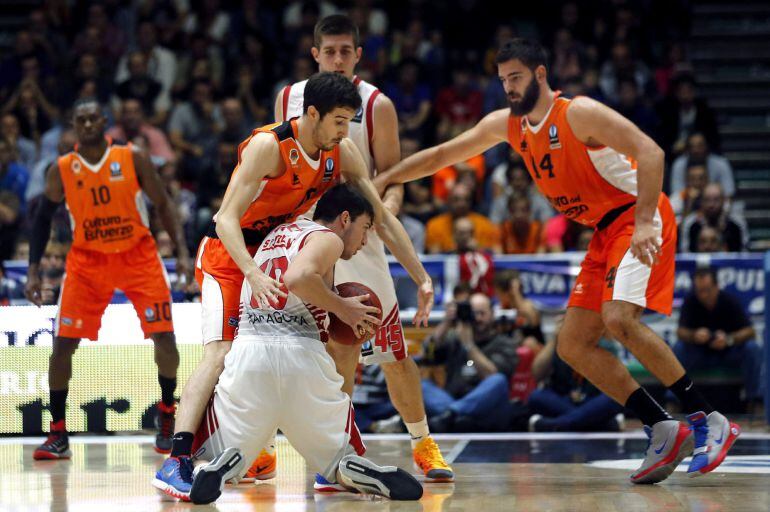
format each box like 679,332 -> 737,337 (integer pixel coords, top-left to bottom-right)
239,447 -> 277,483
412,437 -> 454,482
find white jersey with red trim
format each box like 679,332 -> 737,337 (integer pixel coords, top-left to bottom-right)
281,76 -> 380,176
238,219 -> 332,341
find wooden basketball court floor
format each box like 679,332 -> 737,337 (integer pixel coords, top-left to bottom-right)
2,432 -> 770,512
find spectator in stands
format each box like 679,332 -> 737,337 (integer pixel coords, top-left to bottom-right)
219,98 -> 252,143
114,52 -> 164,123
542,215 -> 589,252
598,42 -> 652,105
180,0 -> 231,45
167,80 -> 222,181
614,76 -> 658,138
2,78 -> 59,144
423,292 -> 519,432
61,53 -> 113,108
26,127 -> 76,203
431,155 -> 486,205
494,269 -> 545,346
490,156 -> 555,224
696,225 -> 725,253
351,364 -> 400,433
107,99 -> 175,166
658,73 -> 720,159
670,132 -> 735,198
670,163 -> 708,222
435,64 -> 483,142
402,178 -> 439,225
0,30 -> 51,103
500,194 -> 546,255
1,113 -> 37,170
384,58 -> 432,144
453,217 -> 495,297
680,183 -> 749,252
157,162 -> 197,246
550,28 -> 585,87
675,268 -> 762,409
528,330 -> 624,432
114,21 -> 176,121
0,137 -> 29,213
425,183 -> 500,253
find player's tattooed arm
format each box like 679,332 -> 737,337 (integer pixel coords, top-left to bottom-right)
370,94 -> 404,215
216,133 -> 287,306
372,108 -> 509,196
133,146 -> 194,284
566,97 -> 666,267
26,163 -> 64,306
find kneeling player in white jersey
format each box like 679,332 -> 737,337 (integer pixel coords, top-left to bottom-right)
269,14 -> 453,486
153,184 -> 423,504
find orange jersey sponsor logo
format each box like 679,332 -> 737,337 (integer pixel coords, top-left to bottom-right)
507,94 -> 639,228
58,143 -> 151,253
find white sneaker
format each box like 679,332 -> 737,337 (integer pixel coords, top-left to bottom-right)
686,411 -> 740,477
630,420 -> 693,485
337,455 -> 422,500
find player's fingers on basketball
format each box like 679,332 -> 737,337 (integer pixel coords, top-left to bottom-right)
353,294 -> 370,303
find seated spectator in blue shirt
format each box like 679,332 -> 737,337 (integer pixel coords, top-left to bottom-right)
528,330 -> 624,432
674,268 -> 761,409
422,292 -> 518,432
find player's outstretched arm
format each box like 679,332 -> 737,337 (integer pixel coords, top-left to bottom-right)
339,138 -> 433,326
566,97 -> 665,267
133,147 -> 193,285
26,163 -> 64,306
372,108 -> 510,195
215,133 -> 288,306
283,231 -> 380,334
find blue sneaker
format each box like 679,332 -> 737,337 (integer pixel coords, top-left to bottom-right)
686,411 -> 740,477
152,456 -> 194,501
314,473 -> 349,493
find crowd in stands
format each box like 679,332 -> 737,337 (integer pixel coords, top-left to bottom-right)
0,1 -> 762,428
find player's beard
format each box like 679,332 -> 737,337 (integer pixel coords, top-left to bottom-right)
508,76 -> 540,116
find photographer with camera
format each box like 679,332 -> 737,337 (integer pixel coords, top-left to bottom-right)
421,287 -> 519,432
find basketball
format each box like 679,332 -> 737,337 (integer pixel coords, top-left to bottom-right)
328,282 -> 382,345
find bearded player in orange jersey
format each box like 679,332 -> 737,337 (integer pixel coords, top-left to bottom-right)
375,38 -> 740,484
25,97 -> 193,459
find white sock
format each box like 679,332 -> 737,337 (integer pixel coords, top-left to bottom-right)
405,418 -> 430,449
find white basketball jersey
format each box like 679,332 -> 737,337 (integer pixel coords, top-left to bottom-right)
238,219 -> 332,342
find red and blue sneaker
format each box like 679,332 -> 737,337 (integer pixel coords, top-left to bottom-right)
686,411 -> 740,477
152,456 -> 194,501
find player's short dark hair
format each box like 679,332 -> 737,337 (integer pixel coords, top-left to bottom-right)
313,183 -> 374,224
694,267 -> 718,285
303,72 -> 362,118
495,38 -> 548,71
314,14 -> 359,48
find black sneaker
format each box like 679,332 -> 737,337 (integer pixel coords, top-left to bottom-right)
33,420 -> 71,460
154,402 -> 176,454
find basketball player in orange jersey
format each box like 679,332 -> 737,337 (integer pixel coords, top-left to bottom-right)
268,15 -> 453,486
25,97 -> 193,459
375,39 -> 740,484
156,72 -> 433,497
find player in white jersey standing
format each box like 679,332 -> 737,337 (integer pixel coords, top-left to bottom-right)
153,183 -> 423,504
270,15 -> 453,485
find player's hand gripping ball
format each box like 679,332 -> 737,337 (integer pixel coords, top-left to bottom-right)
328,282 -> 383,345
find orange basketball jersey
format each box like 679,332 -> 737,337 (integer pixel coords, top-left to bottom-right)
215,118 -> 341,240
58,142 -> 151,253
507,93 -> 640,228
